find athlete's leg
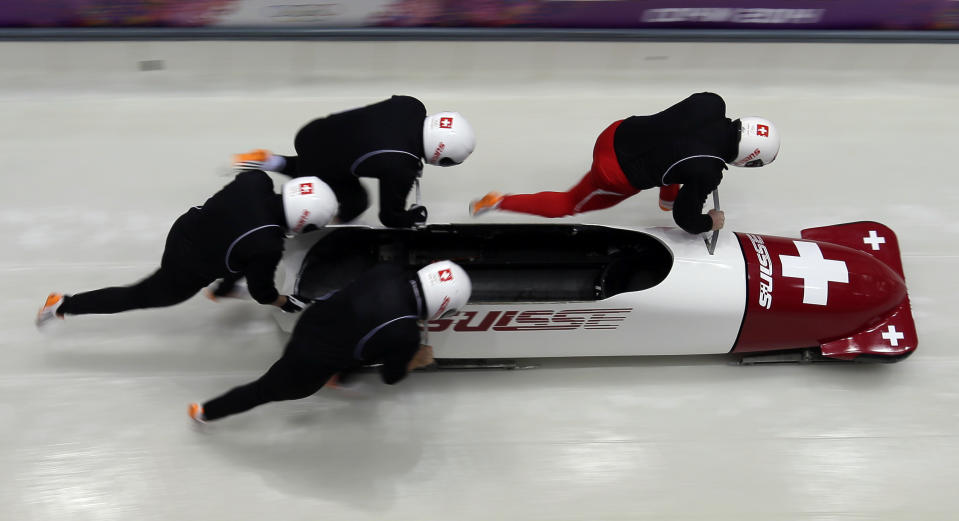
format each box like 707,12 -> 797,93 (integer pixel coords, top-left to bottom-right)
58,267 -> 205,316
571,188 -> 634,214
496,171 -> 602,218
244,117 -> 328,178
326,176 -> 370,223
482,120 -> 636,218
287,117 -> 330,178
201,337 -> 337,421
659,185 -> 680,211
58,220 -> 212,316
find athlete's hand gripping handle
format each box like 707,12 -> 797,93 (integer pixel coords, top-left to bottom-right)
407,204 -> 428,227
280,294 -> 308,313
407,344 -> 435,371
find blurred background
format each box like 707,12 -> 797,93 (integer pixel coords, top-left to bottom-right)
2,2 -> 959,521
2,0 -> 959,29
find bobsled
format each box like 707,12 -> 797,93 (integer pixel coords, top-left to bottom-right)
273,221 -> 916,363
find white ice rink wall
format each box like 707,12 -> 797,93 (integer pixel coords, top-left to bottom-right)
2,38 -> 959,94
3,34 -> 959,520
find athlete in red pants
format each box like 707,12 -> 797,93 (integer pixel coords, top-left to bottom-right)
469,93 -> 781,235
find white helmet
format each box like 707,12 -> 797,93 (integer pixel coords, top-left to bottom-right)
732,116 -> 780,168
417,260 -> 472,320
423,112 -> 476,167
281,176 -> 338,234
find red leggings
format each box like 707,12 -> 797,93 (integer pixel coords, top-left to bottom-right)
499,120 -> 678,217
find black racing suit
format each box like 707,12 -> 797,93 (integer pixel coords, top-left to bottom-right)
202,263 -> 425,421
614,92 -> 740,234
278,95 -> 427,228
58,171 -> 287,315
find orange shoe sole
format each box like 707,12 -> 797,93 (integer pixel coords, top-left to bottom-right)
470,192 -> 504,215
233,149 -> 270,164
188,403 -> 205,422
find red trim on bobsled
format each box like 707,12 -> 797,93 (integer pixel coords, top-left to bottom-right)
801,221 -> 904,279
819,298 -> 916,360
731,221 -> 915,361
801,222 -> 917,360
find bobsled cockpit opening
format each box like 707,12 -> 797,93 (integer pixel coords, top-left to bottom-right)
295,224 -> 672,303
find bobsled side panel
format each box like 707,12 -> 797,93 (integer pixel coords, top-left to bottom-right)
427,228 -> 748,358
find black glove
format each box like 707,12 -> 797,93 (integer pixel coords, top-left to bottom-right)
212,278 -> 238,298
280,294 -> 308,313
407,204 -> 428,226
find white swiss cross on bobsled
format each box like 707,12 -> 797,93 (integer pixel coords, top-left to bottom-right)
820,300 -> 917,358
779,240 -> 849,306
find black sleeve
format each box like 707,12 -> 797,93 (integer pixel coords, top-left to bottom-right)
378,174 -> 419,228
379,346 -> 416,384
212,271 -> 245,297
369,323 -> 421,385
244,250 -> 283,304
671,162 -> 724,235
358,155 -> 420,228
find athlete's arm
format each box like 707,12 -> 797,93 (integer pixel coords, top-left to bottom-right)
671,163 -> 724,235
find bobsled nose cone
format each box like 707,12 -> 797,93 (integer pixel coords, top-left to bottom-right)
849,254 -> 907,316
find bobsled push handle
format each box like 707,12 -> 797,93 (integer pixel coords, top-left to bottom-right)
706,189 -> 720,255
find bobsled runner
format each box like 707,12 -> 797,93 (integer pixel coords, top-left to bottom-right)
273,221 -> 916,364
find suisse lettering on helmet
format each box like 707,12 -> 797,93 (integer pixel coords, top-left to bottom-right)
417,260 -> 472,321
741,148 -> 762,163
732,116 -> 780,168
423,112 -> 476,167
282,176 -> 338,234
294,209 -> 311,231
429,142 -> 446,164
434,295 -> 452,318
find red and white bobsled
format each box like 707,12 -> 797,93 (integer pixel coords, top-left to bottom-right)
274,221 -> 916,363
